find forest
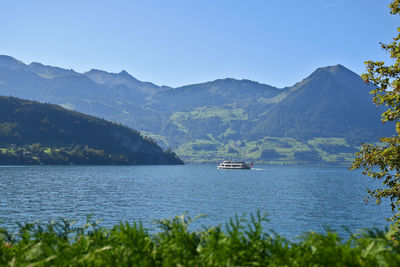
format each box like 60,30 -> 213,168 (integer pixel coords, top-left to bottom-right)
0,96 -> 183,165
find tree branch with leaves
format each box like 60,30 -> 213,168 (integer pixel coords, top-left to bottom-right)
352,0 -> 400,235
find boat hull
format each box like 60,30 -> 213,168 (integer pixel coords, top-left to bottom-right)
217,166 -> 251,170
217,160 -> 251,170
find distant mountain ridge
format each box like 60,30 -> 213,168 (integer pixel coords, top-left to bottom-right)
84,68 -> 169,97
0,55 -> 393,164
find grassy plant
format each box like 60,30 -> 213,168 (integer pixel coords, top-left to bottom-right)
1,214 -> 399,266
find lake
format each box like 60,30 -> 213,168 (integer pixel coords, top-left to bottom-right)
0,164 -> 392,239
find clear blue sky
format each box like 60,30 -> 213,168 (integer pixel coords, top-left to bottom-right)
0,0 -> 398,88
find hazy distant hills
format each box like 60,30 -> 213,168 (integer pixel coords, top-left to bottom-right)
0,55 -> 393,164
0,96 -> 183,165
151,78 -> 282,111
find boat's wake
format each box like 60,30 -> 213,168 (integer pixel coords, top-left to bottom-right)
251,168 -> 265,171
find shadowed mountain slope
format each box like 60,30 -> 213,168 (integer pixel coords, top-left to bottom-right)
0,96 -> 183,165
249,65 -> 391,143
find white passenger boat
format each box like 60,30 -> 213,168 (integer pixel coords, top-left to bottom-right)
217,160 -> 251,170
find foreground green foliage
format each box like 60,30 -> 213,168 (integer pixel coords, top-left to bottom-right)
1,214 -> 399,266
352,0 -> 400,234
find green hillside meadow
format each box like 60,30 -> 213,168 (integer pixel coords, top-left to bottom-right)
146,109 -> 361,165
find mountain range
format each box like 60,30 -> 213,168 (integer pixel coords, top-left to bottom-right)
0,55 -> 393,164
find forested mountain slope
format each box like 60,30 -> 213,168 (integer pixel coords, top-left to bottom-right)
0,96 -> 183,165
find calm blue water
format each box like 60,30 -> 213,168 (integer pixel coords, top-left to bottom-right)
0,165 -> 392,239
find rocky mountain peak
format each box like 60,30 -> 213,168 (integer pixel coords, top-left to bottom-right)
0,55 -> 27,70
